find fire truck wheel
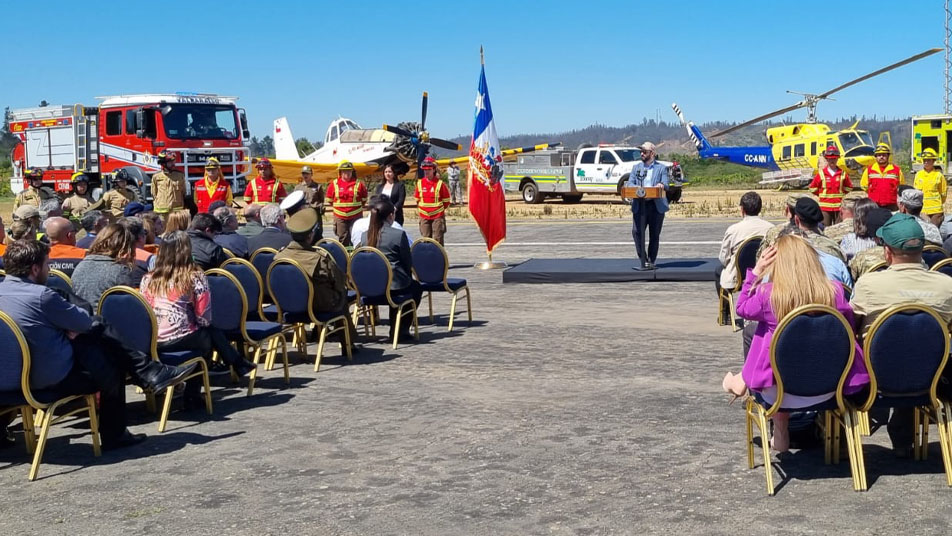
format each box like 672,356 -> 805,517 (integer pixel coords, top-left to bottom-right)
561,194 -> 583,204
522,182 -> 544,204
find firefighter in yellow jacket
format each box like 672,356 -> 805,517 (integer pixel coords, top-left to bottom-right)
150,151 -> 186,220
13,168 -> 55,210
101,169 -> 136,220
913,148 -> 947,226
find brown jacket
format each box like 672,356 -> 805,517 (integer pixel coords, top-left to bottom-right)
294,181 -> 326,215
151,170 -> 187,213
274,241 -> 347,313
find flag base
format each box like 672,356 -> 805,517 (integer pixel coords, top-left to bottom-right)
474,260 -> 507,270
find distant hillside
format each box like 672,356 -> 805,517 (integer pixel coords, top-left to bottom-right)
439,116 -> 913,161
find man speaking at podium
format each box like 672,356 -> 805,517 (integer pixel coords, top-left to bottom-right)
628,142 -> 669,270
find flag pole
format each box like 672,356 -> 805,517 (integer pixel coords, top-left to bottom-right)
474,45 -> 506,270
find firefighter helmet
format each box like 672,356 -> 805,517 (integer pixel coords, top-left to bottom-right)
255,157 -> 272,169
112,169 -> 131,185
70,172 -> 90,184
205,157 -> 221,169
420,156 -> 437,170
921,148 -> 939,160
874,143 -> 892,155
337,160 -> 355,172
823,145 -> 840,157
25,167 -> 44,180
156,150 -> 176,163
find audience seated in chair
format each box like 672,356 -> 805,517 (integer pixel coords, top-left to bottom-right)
849,209 -> 904,282
823,194 -> 864,243
723,234 -> 869,452
715,191 -> 773,322
44,217 -> 86,276
359,197 -> 423,342
757,194 -> 845,264
162,210 -> 191,238
117,217 -> 156,272
838,198 -> 880,259
213,206 -> 250,259
0,240 -> 196,450
139,231 -> 255,409
897,187 -> 943,246
850,213 -> 952,457
237,204 -> 265,239
71,224 -> 146,304
76,210 -> 107,249
139,211 -> 165,253
187,213 -> 229,271
247,203 -> 292,253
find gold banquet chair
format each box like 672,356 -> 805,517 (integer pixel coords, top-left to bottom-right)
0,311 -> 100,481
410,238 -> 472,331
743,305 -> 865,495
717,235 -> 762,331
854,304 -> 952,489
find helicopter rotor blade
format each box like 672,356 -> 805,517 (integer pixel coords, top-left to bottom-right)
382,123 -> 416,138
709,103 -> 804,139
816,48 -> 942,99
429,137 -> 462,151
421,91 -> 428,132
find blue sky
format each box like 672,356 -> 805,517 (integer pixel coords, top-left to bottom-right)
1,1 -> 945,141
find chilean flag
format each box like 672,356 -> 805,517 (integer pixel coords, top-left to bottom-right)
468,57 -> 506,254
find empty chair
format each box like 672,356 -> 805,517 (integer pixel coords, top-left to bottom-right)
98,286 -> 211,432
46,269 -> 72,294
0,310 -> 100,481
205,269 -> 288,396
222,257 -> 274,322
349,247 -> 419,349
267,258 -> 352,372
411,238 -> 472,331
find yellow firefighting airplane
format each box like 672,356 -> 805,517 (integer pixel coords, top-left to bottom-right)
267,92 -> 557,185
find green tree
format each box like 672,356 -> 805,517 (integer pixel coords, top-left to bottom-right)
295,137 -> 317,158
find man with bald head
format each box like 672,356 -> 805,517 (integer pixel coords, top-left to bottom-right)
45,216 -> 87,276
237,204 -> 265,238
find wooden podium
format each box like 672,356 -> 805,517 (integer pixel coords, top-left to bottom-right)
620,186 -> 664,201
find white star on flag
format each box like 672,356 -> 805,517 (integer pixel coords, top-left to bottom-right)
474,92 -> 485,111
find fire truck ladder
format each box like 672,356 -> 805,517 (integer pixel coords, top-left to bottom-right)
74,104 -> 100,173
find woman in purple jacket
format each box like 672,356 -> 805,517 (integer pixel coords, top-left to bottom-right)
722,234 -> 869,452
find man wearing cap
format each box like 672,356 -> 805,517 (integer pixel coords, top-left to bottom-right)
823,192 -> 866,243
861,144 -> 904,210
14,168 -> 55,211
809,145 -> 853,226
848,208 -> 894,281
627,142 -> 669,270
447,161 -> 462,204
193,158 -> 234,214
756,194 -> 843,263
294,166 -> 326,215
12,205 -> 41,239
151,152 -> 187,220
897,187 -> 942,245
415,157 -> 451,245
914,148 -> 947,226
274,207 -> 356,349
244,158 -> 288,206
851,213 -> 952,457
62,173 -> 96,223
326,161 -> 368,246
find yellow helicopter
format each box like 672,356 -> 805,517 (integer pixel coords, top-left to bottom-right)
673,48 -> 941,186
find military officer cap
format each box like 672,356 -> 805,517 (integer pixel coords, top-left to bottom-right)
286,207 -> 319,233
280,189 -> 306,214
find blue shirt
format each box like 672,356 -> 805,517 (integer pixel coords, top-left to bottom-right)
0,275 -> 93,390
818,250 -> 853,288
214,230 -> 251,259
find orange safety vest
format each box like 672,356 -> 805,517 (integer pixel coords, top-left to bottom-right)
864,163 -> 902,206
416,179 -> 450,219
330,178 -> 366,220
809,167 -> 852,212
195,178 -> 232,213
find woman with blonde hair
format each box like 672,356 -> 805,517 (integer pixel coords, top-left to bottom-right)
140,231 -> 254,406
722,234 -> 868,452
162,209 -> 191,238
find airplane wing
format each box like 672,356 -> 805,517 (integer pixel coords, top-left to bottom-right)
433,142 -> 562,170
260,158 -> 381,186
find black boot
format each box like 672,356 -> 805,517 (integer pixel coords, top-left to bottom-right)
138,362 -> 199,392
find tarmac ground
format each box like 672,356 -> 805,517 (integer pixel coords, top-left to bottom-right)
1,217 -> 949,535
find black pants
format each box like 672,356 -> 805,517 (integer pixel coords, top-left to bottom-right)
158,328 -> 242,393
389,281 -> 424,335
54,334 -> 129,443
631,201 -> 664,266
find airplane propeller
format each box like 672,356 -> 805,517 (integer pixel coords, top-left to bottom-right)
710,47 -> 942,139
383,91 -> 462,177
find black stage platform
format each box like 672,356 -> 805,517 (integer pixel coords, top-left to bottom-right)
502,258 -> 719,284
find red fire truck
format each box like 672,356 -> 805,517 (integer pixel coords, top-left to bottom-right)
9,93 -> 252,201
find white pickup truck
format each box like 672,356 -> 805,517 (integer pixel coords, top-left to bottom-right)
502,144 -> 684,204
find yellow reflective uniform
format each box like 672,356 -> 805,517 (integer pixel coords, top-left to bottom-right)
913,169 -> 947,215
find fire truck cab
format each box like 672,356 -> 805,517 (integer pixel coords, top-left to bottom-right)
10,93 -> 252,203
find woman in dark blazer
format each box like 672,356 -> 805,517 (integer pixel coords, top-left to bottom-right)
373,164 -> 406,225
360,196 -> 422,340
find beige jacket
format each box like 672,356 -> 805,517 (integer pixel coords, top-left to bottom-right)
718,216 -> 774,289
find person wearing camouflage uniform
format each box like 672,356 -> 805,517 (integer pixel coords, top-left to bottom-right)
823,193 -> 867,243
758,193 -> 846,263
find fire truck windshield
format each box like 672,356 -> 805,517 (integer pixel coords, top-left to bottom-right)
161,104 -> 238,140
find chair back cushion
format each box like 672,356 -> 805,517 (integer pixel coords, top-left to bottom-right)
0,313 -> 25,393
937,262 -> 952,277
269,262 -> 311,315
319,242 -> 349,272
251,252 -> 277,282
412,241 -> 447,285
923,248 -> 948,268
735,237 -> 762,279
868,310 -> 946,395
205,273 -> 244,331
773,312 -> 851,397
350,250 -> 390,298
46,272 -> 72,294
223,261 -> 262,310
99,291 -> 154,355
